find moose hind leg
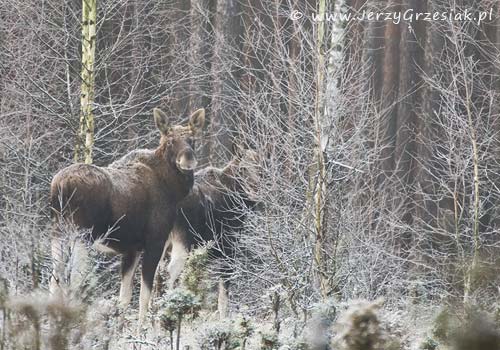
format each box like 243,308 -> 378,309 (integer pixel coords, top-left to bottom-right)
139,243 -> 163,325
50,237 -> 65,298
69,239 -> 89,292
119,251 -> 140,308
218,261 -> 234,319
167,238 -> 188,289
218,279 -> 229,319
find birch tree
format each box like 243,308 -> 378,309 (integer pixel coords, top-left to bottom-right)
76,0 -> 97,164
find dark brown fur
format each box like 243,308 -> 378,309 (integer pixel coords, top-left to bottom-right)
172,155 -> 258,257
165,148 -> 260,316
51,146 -> 192,253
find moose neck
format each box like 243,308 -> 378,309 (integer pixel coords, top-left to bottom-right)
154,147 -> 194,201
172,168 -> 194,201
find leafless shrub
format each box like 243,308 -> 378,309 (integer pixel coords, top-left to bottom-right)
332,300 -> 399,350
6,292 -> 85,350
2,0 -> 500,348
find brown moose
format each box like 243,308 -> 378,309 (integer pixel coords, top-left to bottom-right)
50,107 -> 205,323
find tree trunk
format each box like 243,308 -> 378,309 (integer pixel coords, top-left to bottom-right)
176,315 -> 182,350
378,0 -> 400,182
363,0 -> 386,102
191,0 -> 216,166
312,0 -> 330,299
76,0 -> 97,164
394,0 -> 426,227
209,0 -> 244,163
170,0 -> 191,118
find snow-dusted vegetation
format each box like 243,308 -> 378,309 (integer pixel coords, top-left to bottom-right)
2,0 -> 500,349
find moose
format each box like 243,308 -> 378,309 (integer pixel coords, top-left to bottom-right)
163,145 -> 260,317
50,107 -> 205,323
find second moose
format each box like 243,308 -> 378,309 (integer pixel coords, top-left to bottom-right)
164,145 -> 260,317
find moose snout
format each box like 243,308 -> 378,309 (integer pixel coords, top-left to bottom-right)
176,150 -> 197,173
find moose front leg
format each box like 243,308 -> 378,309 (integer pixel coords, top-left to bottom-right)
138,241 -> 164,325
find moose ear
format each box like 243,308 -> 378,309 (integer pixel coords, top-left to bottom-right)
188,108 -> 205,132
154,108 -> 169,134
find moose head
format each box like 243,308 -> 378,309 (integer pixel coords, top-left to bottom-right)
154,107 -> 205,174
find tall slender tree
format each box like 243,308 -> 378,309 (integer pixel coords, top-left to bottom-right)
76,0 -> 97,164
